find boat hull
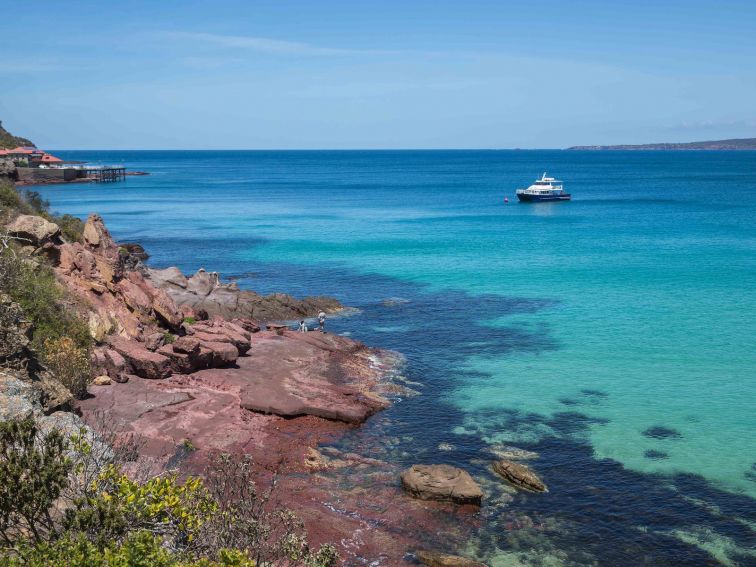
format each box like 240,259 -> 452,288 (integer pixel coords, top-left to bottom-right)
516,193 -> 571,202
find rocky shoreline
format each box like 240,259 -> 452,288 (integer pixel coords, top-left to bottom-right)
2,209 -> 552,566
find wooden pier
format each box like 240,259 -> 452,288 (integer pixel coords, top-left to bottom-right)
83,166 -> 126,183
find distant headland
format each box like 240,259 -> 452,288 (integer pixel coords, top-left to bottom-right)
567,137 -> 756,150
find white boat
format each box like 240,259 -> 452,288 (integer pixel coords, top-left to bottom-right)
516,173 -> 571,202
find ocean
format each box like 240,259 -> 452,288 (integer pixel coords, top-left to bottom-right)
36,150 -> 756,565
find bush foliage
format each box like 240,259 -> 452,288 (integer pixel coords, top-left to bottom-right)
0,417 -> 338,566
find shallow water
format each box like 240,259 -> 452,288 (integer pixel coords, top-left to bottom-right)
37,150 -> 756,565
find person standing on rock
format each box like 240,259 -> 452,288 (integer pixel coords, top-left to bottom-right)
318,311 -> 326,332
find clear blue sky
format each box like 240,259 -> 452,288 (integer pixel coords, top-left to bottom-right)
2,0 -> 755,149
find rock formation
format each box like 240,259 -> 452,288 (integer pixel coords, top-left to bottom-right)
147,266 -> 343,322
400,464 -> 484,505
416,550 -> 489,567
491,459 -> 547,492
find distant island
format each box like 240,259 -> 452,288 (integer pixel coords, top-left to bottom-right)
567,137 -> 756,150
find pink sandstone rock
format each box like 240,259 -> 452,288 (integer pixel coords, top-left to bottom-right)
199,341 -> 238,366
172,336 -> 200,355
109,337 -> 171,380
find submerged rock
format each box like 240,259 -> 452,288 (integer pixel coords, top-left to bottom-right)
401,464 -> 483,505
416,550 -> 489,567
492,459 -> 547,492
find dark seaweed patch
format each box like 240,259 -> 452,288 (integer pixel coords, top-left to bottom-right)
559,397 -> 580,406
644,450 -> 669,460
643,426 -> 682,440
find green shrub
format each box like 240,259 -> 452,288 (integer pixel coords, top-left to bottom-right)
57,214 -> 85,243
42,337 -> 91,400
2,531 -> 257,566
164,332 -> 177,345
0,417 -> 72,547
183,316 -> 197,325
0,252 -> 91,352
0,416 -> 338,566
21,190 -> 49,215
0,181 -> 21,211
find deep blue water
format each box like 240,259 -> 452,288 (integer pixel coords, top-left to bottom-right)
36,150 -> 756,565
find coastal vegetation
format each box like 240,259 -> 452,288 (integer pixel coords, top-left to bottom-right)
0,417 -> 337,566
0,121 -> 34,150
0,176 -> 338,566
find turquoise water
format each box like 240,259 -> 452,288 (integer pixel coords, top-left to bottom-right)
37,151 -> 756,564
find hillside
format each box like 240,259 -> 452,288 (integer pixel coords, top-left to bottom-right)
0,120 -> 35,149
567,137 -> 756,150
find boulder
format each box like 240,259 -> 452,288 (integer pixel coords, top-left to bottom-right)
109,337 -> 171,379
172,336 -> 200,355
199,340 -> 238,367
157,345 -> 196,374
82,214 -> 116,249
144,332 -> 165,352
416,550 -> 489,567
492,459 -> 547,492
118,279 -> 152,314
92,375 -> 112,386
149,266 -> 187,288
6,214 -> 60,247
400,464 -> 483,505
103,348 -> 129,383
191,324 -> 250,354
150,288 -> 182,328
0,371 -> 37,420
36,371 -> 74,413
231,318 -> 261,333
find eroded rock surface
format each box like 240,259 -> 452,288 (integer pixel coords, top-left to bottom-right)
6,214 -> 61,247
401,464 -> 484,505
416,550 -> 489,567
147,266 -> 343,322
492,459 -> 547,492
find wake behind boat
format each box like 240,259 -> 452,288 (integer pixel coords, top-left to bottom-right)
516,173 -> 571,202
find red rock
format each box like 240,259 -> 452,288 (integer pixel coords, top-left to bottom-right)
232,318 -> 261,333
144,332 -> 165,352
157,344 -> 196,374
150,288 -> 182,328
222,321 -> 252,340
199,340 -> 238,367
191,324 -> 250,354
75,332 -> 461,565
104,349 -> 129,383
109,337 -> 171,379
118,279 -> 152,314
172,336 -> 200,355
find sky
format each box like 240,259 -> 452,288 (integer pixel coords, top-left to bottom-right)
1,0 -> 755,149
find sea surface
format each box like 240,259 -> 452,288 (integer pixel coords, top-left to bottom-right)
37,150 -> 756,565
